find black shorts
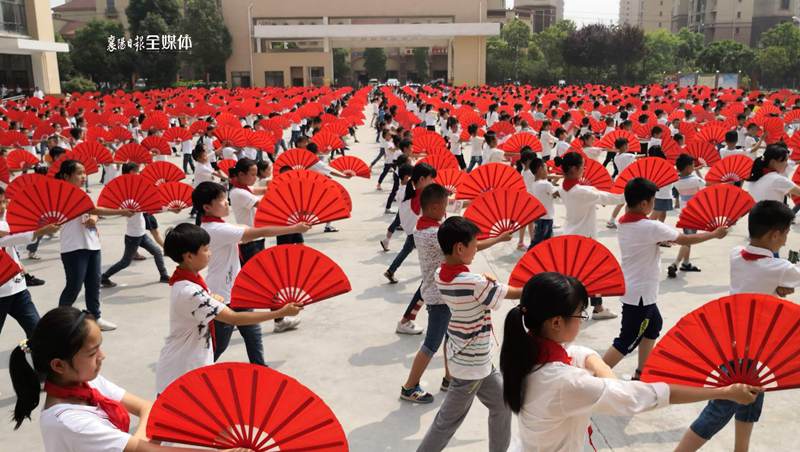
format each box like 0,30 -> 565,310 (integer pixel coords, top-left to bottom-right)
612,299 -> 663,355
144,213 -> 158,231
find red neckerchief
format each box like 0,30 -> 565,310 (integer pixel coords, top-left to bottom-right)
618,212 -> 648,224
563,178 -> 579,191
534,337 -> 572,365
200,215 -> 225,223
43,381 -> 130,432
416,216 -> 441,230
439,263 -> 469,283
740,250 -> 769,261
169,267 -> 216,350
410,190 -> 422,215
762,168 -> 777,175
231,181 -> 252,193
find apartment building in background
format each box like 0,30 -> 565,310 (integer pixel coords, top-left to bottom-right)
678,0 -> 798,46
488,0 -> 564,32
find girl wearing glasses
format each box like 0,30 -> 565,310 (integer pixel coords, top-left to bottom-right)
499,272 -> 762,452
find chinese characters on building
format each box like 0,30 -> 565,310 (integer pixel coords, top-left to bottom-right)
107,35 -> 192,52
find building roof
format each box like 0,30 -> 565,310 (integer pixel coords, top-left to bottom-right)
58,20 -> 87,37
52,0 -> 96,12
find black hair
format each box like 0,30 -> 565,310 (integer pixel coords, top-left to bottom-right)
749,144 -> 789,182
306,142 -> 319,154
397,162 -> 414,180
676,153 -> 695,172
724,130 -> 738,144
53,159 -> 82,180
121,162 -> 139,174
395,154 -> 410,168
49,146 -> 66,162
229,157 -> 256,179
624,177 -> 658,207
192,181 -> 226,217
614,137 -> 629,150
500,272 -> 588,413
403,163 -> 437,202
399,140 -> 412,151
191,143 -> 206,162
553,151 -> 583,175
515,149 -> 536,173
646,145 -> 665,160
420,183 -> 449,210
163,222 -> 211,263
278,165 -> 292,174
748,200 -> 794,239
437,216 -> 480,255
9,306 -> 96,429
256,159 -> 271,175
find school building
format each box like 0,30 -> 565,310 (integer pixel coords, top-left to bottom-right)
220,0 -> 500,88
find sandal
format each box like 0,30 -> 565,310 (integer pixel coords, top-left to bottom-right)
680,263 -> 701,272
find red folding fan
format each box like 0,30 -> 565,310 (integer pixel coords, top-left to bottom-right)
641,294 -> 800,391
6,149 -> 38,171
412,133 -> 447,154
73,140 -> 113,165
463,189 -> 546,239
140,161 -> 185,186
230,245 -> 351,309
488,120 -> 515,139
214,125 -> 247,147
247,130 -> 277,152
684,140 -> 721,167
48,152 -> 99,177
254,170 -> 350,226
456,163 -> 526,200
611,157 -> 678,194
417,151 -> 459,171
705,155 -> 754,185
676,184 -> 754,231
435,168 -> 466,195
499,132 -> 543,153
508,235 -> 625,297
217,159 -> 238,177
6,177 -> 94,233
696,124 -> 728,145
162,127 -> 192,143
97,174 -> 163,213
763,117 -> 785,144
158,181 -> 193,210
115,143 -> 153,164
579,158 -> 613,192
141,136 -> 171,156
274,148 -> 318,171
6,173 -> 45,201
329,155 -> 369,178
147,363 -> 348,451
0,249 -> 22,287
596,129 -> 641,152
311,131 -> 345,153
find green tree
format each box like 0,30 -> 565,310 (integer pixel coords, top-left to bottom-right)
755,22 -> 800,88
486,36 -> 514,83
69,20 -> 135,84
696,40 -> 754,73
126,0 -> 181,33
135,13 -> 180,86
333,48 -> 351,85
363,48 -> 387,80
609,24 -> 645,84
641,29 -> 680,82
501,18 -> 531,80
181,0 -> 232,82
530,20 -> 574,83
563,24 -> 613,72
675,27 -> 704,69
412,47 -> 429,81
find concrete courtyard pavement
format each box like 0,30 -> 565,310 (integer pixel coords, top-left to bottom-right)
1,122 -> 799,451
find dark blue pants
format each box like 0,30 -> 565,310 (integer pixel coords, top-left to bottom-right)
388,234 -> 415,274
0,289 -> 39,337
386,171 -> 400,210
103,234 -> 168,279
182,154 -> 195,173
213,314 -> 266,366
59,249 -> 102,319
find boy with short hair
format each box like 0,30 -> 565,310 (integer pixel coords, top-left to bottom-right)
669,154 -> 706,278
417,216 -> 522,452
720,130 -> 757,160
675,200 -> 800,452
602,178 -> 727,376
155,223 -> 302,393
607,138 -> 636,228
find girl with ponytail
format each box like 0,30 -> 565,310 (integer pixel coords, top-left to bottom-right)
747,144 -> 800,204
500,273 -> 762,452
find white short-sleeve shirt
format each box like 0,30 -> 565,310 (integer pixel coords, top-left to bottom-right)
125,213 -> 146,237
201,221 -> 245,302
0,220 -> 31,297
193,162 -> 214,187
229,187 -> 259,227
730,245 -> 800,296
40,375 -> 130,452
617,219 -> 680,305
60,214 -> 101,253
530,180 -> 555,220
614,153 -> 636,175
746,172 -> 796,202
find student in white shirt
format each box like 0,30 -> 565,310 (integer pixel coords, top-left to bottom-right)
424,105 -> 437,130
180,136 -> 195,174
466,124 -> 485,172
482,134 -> 505,164
486,105 -> 499,128
445,117 -> 466,169
669,154 -> 707,278
553,127 -> 571,158
306,143 -> 352,233
519,151 -> 557,250
676,200 -> 798,452
607,138 -> 638,228
499,273 -> 762,452
55,160 -> 135,332
516,150 -> 538,249
602,178 -> 727,377
720,130 -> 758,160
746,144 -> 800,203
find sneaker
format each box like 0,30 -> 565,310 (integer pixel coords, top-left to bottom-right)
380,239 -> 390,252
396,320 -> 423,335
396,225 -> 404,232
132,253 -> 146,261
680,263 -> 701,272
96,318 -> 117,331
159,275 -> 170,283
606,221 -> 617,229
440,378 -> 451,392
592,309 -> 618,320
384,209 -> 396,215
376,185 -> 383,191
324,226 -> 339,233
27,252 -> 41,260
658,242 -> 672,248
384,270 -> 398,284
400,385 -> 434,404
274,317 -> 301,333
24,274 -> 45,287
667,264 -> 678,279
100,278 -> 117,288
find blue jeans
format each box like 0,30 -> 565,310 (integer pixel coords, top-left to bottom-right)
0,289 -> 39,337
530,219 -> 553,249
388,234 -> 415,274
213,311 -> 266,366
466,156 -> 482,172
388,213 -> 401,234
26,236 -> 41,254
385,171 -> 400,210
59,249 -> 102,319
420,304 -> 451,357
690,393 -> 765,439
370,148 -> 385,167
182,154 -> 194,173
103,234 -> 168,279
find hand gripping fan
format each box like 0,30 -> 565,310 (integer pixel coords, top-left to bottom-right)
146,362 -> 348,451
412,132 -> 448,154
641,294 -> 800,390
217,159 -> 238,177
158,181 -> 193,210
274,148 -> 318,171
579,158 -> 613,192
140,161 -> 185,185
6,173 -> 45,201
463,189 -> 546,239
162,127 -> 192,143
499,132 -> 543,153
705,155 -> 754,185
311,131 -> 345,153
456,163 -> 526,200
141,136 -> 171,156
435,168 -> 466,195
417,151 -> 459,171
0,249 -> 22,287
6,177 -> 94,233
684,140 -> 721,167
508,235 -> 625,297
48,152 -> 99,177
213,125 -> 247,147
610,157 -> 679,194
97,174 -> 163,213
230,245 -> 351,309
596,129 -> 641,152
254,170 -> 350,227
6,149 -> 38,171
675,184 -> 754,232
73,140 -> 113,165
115,143 -> 153,164
329,155 -> 370,178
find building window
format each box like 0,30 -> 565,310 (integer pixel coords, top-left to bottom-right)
265,71 -> 284,87
0,0 -> 28,35
308,66 -> 324,86
780,0 -> 790,9
231,71 -> 251,88
735,27 -> 740,34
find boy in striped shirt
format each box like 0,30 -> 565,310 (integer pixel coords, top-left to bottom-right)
417,216 -> 522,452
